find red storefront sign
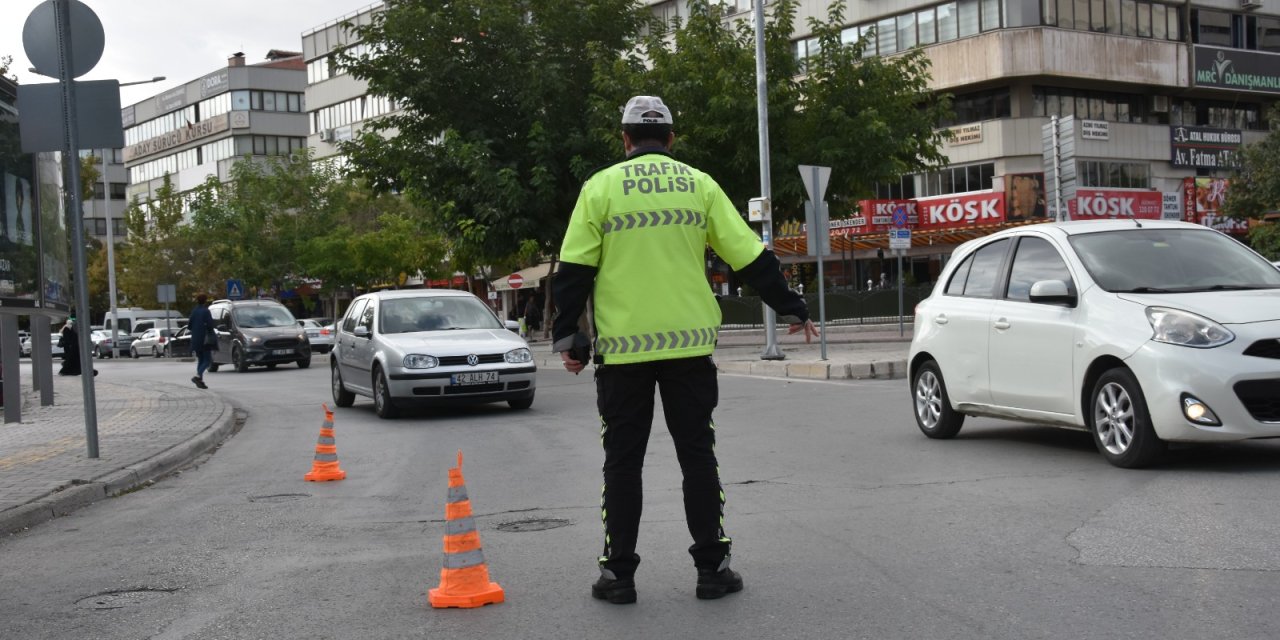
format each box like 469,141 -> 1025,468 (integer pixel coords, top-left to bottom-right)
832,199 -> 918,236
1069,190 -> 1164,219
915,192 -> 1006,230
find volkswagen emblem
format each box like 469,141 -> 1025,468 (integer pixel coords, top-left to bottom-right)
467,354 -> 479,366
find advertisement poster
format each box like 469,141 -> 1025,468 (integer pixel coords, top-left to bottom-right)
0,113 -> 42,305
1005,173 -> 1046,221
1068,189 -> 1164,219
1183,177 -> 1248,235
915,191 -> 1007,231
36,152 -> 70,311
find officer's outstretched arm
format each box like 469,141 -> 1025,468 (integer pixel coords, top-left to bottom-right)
734,249 -> 810,322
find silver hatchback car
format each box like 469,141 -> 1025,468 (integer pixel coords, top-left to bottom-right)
329,289 -> 536,418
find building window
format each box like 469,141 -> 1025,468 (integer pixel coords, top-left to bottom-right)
1259,16 -> 1280,53
940,88 -> 1010,127
1033,86 -> 1146,123
1193,9 -> 1233,47
1043,0 -> 1180,41
110,182 -> 127,200
919,163 -> 996,197
918,7 -> 938,44
1078,160 -> 1149,188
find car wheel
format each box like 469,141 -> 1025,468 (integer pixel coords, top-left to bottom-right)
1090,368 -> 1165,468
912,360 -> 964,439
130,346 -> 138,359
266,363 -> 278,370
297,355 -> 311,369
163,345 -> 171,358
331,362 -> 355,408
373,366 -> 399,419
153,346 -> 162,358
233,346 -> 249,373
508,393 -> 534,410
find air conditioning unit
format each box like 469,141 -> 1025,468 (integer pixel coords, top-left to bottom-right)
318,129 -> 335,142
1150,95 -> 1170,113
1241,0 -> 1262,10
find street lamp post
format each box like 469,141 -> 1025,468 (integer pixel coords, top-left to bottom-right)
104,76 -> 164,358
754,0 -> 784,360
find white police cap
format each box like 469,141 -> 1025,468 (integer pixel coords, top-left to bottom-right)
621,95 -> 673,125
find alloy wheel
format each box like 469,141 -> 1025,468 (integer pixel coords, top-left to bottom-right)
1094,381 -> 1135,455
915,370 -> 942,431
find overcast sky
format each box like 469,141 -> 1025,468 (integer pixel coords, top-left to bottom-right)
3,0 -> 368,106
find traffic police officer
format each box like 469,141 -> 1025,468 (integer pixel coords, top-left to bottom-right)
553,95 -> 819,604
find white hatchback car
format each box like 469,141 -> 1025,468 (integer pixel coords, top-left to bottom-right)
330,289 -> 536,418
909,220 -> 1280,468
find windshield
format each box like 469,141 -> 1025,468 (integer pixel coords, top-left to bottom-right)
379,296 -> 502,334
233,305 -> 298,328
1068,228 -> 1280,293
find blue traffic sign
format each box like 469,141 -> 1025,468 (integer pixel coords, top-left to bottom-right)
226,279 -> 245,300
892,205 -> 909,228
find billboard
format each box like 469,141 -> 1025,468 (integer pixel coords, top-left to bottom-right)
0,108 -> 69,311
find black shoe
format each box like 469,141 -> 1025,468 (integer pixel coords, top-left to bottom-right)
591,574 -> 637,604
696,568 -> 743,600
192,376 -> 207,389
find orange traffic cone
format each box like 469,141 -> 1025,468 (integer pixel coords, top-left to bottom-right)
428,451 -> 504,608
304,404 -> 346,482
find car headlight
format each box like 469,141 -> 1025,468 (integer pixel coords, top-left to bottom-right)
403,354 -> 439,369
505,347 -> 532,364
250,336 -> 261,344
1146,307 -> 1234,348
297,333 -> 306,342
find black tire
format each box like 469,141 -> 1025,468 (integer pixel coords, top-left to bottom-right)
1089,368 -> 1165,468
373,366 -> 399,419
233,346 -> 249,373
508,394 -> 534,410
331,362 -> 355,408
130,346 -> 138,359
266,363 -> 278,370
297,355 -> 311,369
911,360 -> 965,439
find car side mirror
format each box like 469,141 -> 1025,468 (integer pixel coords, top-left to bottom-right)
1029,280 -> 1077,306
353,325 -> 370,338
217,322 -> 229,331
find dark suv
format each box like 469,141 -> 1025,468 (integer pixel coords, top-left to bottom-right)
208,299 -> 311,372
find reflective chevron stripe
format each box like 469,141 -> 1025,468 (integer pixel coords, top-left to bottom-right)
443,548 -> 487,569
596,327 -> 718,356
601,209 -> 706,235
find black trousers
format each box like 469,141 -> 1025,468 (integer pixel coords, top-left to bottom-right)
595,355 -> 730,578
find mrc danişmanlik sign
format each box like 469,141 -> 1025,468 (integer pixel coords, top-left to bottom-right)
1193,46 -> 1280,95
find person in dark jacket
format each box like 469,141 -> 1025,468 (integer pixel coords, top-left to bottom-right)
188,294 -> 216,389
57,317 -> 82,376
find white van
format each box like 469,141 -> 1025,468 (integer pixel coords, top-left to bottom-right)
103,308 -> 187,351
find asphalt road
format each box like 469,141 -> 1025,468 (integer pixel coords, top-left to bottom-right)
2,355 -> 1279,639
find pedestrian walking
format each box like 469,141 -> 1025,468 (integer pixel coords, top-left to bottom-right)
552,95 -> 819,604
188,294 -> 216,389
57,315 -> 95,376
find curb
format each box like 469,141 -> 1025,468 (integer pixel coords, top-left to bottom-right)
0,402 -> 239,537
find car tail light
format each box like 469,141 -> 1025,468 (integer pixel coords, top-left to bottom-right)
320,328 -> 331,335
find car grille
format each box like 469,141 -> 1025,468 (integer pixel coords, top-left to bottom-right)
1242,339 -> 1280,360
264,339 -> 298,349
1233,379 -> 1280,423
438,354 -> 504,366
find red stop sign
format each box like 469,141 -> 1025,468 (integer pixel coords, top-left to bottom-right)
508,274 -> 524,289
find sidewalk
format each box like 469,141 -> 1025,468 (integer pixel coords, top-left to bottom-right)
1,324 -> 909,536
0,375 -> 236,536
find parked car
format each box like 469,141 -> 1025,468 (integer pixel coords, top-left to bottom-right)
90,330 -> 115,358
299,318 -> 335,353
130,328 -> 174,358
330,289 -> 536,418
908,219 -> 1280,468
207,299 -> 310,372
165,326 -> 193,358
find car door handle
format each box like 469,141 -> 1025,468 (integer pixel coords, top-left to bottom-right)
934,314 -> 948,325
993,318 -> 1011,330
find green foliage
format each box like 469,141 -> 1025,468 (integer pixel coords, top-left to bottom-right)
1222,104 -> 1280,223
116,175 -> 204,309
1247,223 -> 1280,261
340,0 -> 648,266
606,0 -> 949,219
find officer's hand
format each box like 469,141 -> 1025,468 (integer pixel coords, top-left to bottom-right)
788,319 -> 820,344
560,351 -> 586,375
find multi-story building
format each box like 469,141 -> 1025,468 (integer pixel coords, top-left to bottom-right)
648,0 -> 1278,287
122,51 -> 309,211
79,148 -> 127,244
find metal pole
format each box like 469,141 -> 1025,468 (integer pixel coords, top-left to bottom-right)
55,0 -> 99,457
897,253 -> 904,337
754,0 -> 783,360
1051,115 -> 1063,222
817,231 -> 827,361
103,148 -> 120,358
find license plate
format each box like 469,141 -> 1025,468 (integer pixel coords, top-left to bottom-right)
306,331 -> 319,337
271,349 -> 293,355
451,371 -> 498,385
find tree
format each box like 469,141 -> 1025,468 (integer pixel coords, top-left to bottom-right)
116,175 -> 203,309
340,0 -> 648,266
601,0 -> 950,216
1222,104 -> 1280,260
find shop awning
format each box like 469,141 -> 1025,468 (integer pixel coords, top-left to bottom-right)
492,262 -> 555,291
